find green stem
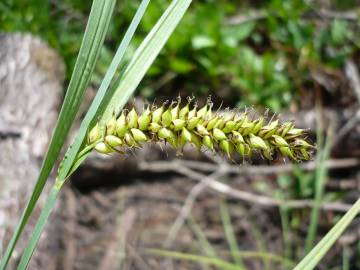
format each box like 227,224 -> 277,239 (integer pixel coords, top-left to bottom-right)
219,201 -> 246,269
147,249 -> 295,269
147,249 -> 241,270
17,182 -> 63,270
10,0 -> 190,267
65,143 -> 97,179
0,1 -> 115,268
294,197 -> 360,270
304,128 -> 332,253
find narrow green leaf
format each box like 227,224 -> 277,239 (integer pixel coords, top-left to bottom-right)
14,0 -> 192,267
294,198 -> 360,270
58,0 -> 151,181
100,0 -> 193,125
15,0 -> 151,268
17,186 -> 61,270
188,215 -> 218,258
305,131 -> 332,253
67,146 -> 94,178
220,201 -> 246,269
58,0 -> 193,185
147,249 -> 295,269
0,1 -> 115,268
342,246 -> 350,270
147,249 -> 240,270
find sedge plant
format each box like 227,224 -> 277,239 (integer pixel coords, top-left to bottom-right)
87,98 -> 313,161
1,0 -> 191,268
148,202 -> 296,269
0,0 -> 359,270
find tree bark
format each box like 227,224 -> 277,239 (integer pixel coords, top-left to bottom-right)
0,33 -> 64,269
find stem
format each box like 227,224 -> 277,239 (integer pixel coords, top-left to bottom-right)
219,201 -> 245,269
17,181 -> 63,270
0,1 -> 116,268
294,197 -> 360,270
304,127 -> 332,253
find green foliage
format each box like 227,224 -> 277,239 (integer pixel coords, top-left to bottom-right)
1,0 -> 193,268
294,198 -> 360,270
1,0 -> 359,110
0,1 -> 116,268
152,203 -> 296,269
1,0 -> 359,269
219,200 -> 246,268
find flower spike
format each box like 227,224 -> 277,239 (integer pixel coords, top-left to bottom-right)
88,97 -> 314,161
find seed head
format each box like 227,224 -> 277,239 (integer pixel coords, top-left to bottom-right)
88,97 -> 314,162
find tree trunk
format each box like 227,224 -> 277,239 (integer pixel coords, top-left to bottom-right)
0,33 -> 64,269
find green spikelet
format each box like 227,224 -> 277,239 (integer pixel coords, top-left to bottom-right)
138,107 -> 151,130
87,97 -> 314,161
88,123 -> 100,144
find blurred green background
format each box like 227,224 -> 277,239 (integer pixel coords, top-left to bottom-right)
2,1 -> 360,269
1,0 -> 359,110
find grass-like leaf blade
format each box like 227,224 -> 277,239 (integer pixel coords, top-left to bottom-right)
15,0 -> 193,267
304,130 -> 332,253
100,0 -> 193,125
0,0 -> 116,268
147,249 -> 295,269
15,0 -> 153,268
220,201 -> 246,269
57,0 -> 151,181
148,249 -> 240,270
294,198 -> 360,270
16,187 -> 60,270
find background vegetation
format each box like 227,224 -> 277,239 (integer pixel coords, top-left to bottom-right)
1,0 -> 360,269
2,0 -> 359,110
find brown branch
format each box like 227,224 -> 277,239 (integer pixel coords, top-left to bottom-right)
334,60 -> 360,144
178,158 -> 360,175
164,165 -> 228,247
139,160 -> 355,212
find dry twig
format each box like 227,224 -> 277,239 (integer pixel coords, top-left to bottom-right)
179,158 -> 360,175
139,160 -> 356,212
335,60 -> 360,144
164,164 -> 228,247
